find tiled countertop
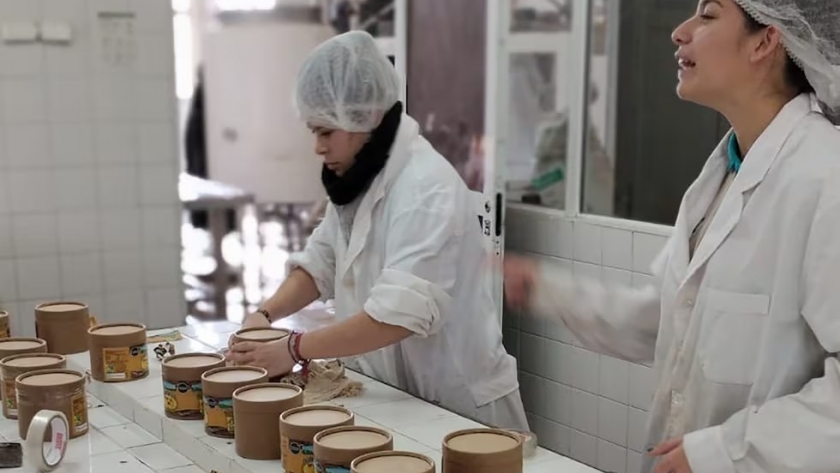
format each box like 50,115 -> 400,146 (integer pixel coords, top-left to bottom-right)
12,321 -> 600,472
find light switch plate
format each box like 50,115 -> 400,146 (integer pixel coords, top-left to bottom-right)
40,20 -> 73,44
1,22 -> 39,43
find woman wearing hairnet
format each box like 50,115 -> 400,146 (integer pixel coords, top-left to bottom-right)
505,0 -> 840,472
228,30 -> 528,431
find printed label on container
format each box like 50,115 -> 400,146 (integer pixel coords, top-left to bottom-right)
0,327 -> 9,338
2,378 -> 16,416
163,380 -> 203,417
203,396 -> 234,436
103,344 -> 149,381
315,460 -> 350,473
281,435 -> 316,473
71,391 -> 88,435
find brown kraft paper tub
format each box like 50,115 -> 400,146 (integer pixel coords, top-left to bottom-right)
352,451 -> 437,473
201,366 -> 268,438
162,353 -> 226,420
0,338 -> 47,361
230,327 -> 290,345
1,353 -> 66,419
314,426 -> 394,472
88,323 -> 149,383
0,311 -> 9,338
35,302 -> 91,355
279,405 -> 355,473
16,369 -> 88,439
442,429 -> 523,473
232,383 -> 303,459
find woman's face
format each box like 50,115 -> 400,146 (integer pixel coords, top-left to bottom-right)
309,126 -> 369,176
671,0 -> 783,109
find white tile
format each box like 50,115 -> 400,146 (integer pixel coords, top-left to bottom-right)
161,467 -> 204,473
43,0 -> 87,29
130,443 -> 192,470
51,123 -> 95,166
189,437 -> 233,473
332,379 -> 413,410
602,268 -> 632,288
130,0 -> 173,33
0,260 -> 17,302
140,164 -> 178,205
138,121 -> 177,164
628,363 -> 655,411
573,222 -> 602,264
90,451 -> 157,473
135,78 -> 175,120
88,428 -> 124,456
632,233 -> 667,274
55,167 -> 98,210
13,301 -> 36,337
552,218 -> 575,259
97,165 -> 140,208
103,251 -> 143,290
573,261 -> 601,283
543,380 -> 571,426
61,253 -> 103,295
5,124 -> 49,168
519,373 -> 545,419
96,123 -> 137,164
58,211 -> 100,253
355,398 -> 457,429
0,0 -> 43,16
100,209 -> 142,250
544,318 -> 575,345
8,169 -> 55,213
520,332 -> 547,377
570,389 -> 598,437
354,415 -> 429,453
395,415 -> 485,450
16,257 -> 60,299
45,33 -> 90,77
543,339 -> 565,384
572,347 -> 600,394
0,216 -> 12,258
100,423 -> 160,448
541,419 -> 571,456
627,449 -> 643,473
2,79 -> 46,123
599,355 -> 629,404
570,429 -> 598,468
93,78 -> 135,120
135,35 -> 174,77
559,342 -> 577,387
145,288 -> 185,329
519,311 -> 544,335
89,406 -> 132,430
142,247 -> 181,287
627,407 -> 648,453
598,397 -> 628,447
0,173 -> 9,213
631,273 -> 653,290
597,440 -> 627,473
0,44 -> 44,77
142,206 -> 180,248
602,227 -> 633,270
47,79 -> 91,122
12,213 -> 57,257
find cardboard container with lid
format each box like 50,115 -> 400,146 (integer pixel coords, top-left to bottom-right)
16,369 -> 88,439
88,323 -> 149,383
0,338 -> 47,361
201,366 -> 269,438
232,382 -> 303,459
314,426 -> 394,472
162,353 -> 226,420
352,451 -> 436,473
0,353 -> 66,419
441,428 -> 523,473
230,327 -> 290,345
0,311 -> 9,338
35,302 -> 91,354
279,405 -> 355,473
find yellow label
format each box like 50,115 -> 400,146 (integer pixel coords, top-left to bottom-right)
3,378 -> 16,416
282,435 -> 316,473
314,460 -> 351,473
163,380 -> 203,417
203,396 -> 234,437
103,344 -> 149,381
70,391 -> 88,436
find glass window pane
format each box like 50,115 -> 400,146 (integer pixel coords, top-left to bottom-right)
510,0 -> 572,32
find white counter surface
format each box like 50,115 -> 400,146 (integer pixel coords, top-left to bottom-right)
1,321 -> 600,473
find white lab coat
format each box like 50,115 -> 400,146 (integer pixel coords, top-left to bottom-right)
530,94 -> 840,473
290,114 -> 527,431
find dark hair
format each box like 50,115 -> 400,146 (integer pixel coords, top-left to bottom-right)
742,12 -> 814,94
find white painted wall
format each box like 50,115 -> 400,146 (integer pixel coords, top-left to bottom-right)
0,0 -> 183,333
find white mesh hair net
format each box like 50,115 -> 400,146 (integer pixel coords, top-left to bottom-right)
734,0 -> 840,124
295,30 -> 401,132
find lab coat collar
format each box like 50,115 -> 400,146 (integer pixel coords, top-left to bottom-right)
338,114 -> 419,282
676,94 -> 813,287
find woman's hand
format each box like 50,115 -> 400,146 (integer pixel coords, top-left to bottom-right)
504,255 -> 538,310
650,437 -> 693,473
226,339 -> 295,378
228,312 -> 271,348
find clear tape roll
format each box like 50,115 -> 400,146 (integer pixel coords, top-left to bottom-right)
25,410 -> 68,472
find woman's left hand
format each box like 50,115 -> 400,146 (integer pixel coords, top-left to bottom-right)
226,339 -> 296,378
650,437 -> 693,473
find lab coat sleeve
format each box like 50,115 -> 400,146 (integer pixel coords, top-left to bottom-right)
363,192 -> 457,337
287,208 -> 337,301
528,245 -> 666,363
684,175 -> 840,473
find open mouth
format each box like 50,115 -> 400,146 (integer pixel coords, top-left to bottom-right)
678,58 -> 696,70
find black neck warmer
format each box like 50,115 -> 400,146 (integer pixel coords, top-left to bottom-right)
321,101 -> 403,205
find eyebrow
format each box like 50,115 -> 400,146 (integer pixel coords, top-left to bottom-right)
699,0 -> 723,8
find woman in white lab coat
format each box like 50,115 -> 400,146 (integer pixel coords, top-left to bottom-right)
505,1 -> 840,472
227,30 -> 528,431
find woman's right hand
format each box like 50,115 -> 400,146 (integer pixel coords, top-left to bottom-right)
504,255 -> 538,310
227,312 -> 271,349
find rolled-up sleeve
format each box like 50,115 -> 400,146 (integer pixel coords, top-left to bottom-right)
288,208 -> 337,300
364,188 -> 461,336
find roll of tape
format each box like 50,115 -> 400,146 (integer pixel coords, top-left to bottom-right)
25,410 -> 68,472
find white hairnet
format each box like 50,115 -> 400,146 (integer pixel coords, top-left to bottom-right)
295,30 -> 401,132
734,0 -> 840,124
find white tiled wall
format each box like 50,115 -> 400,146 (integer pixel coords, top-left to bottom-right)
0,0 -> 184,334
504,206 -> 671,472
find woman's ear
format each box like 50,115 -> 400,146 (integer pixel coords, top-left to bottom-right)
750,25 -> 785,64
